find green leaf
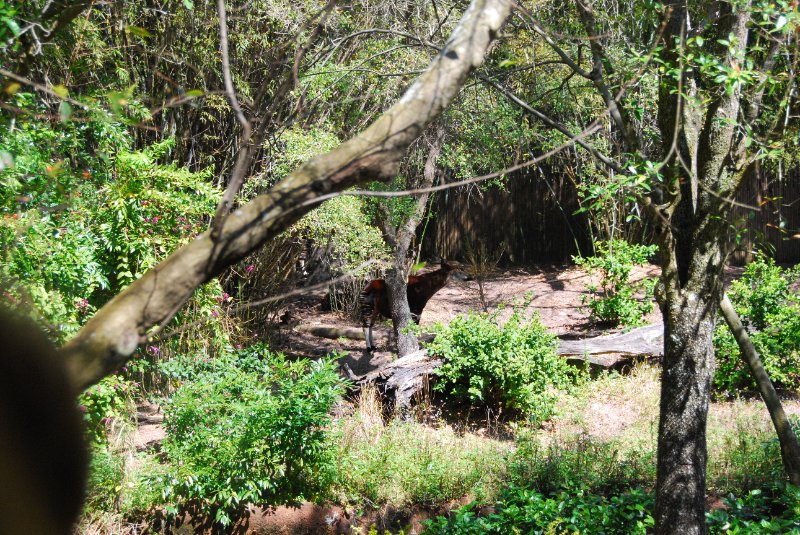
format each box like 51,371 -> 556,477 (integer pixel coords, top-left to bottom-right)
5,18 -> 21,36
127,25 -> 153,38
58,101 -> 72,122
52,85 -> 69,99
183,0 -> 194,9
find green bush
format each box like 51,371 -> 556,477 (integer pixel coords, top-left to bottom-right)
1,97 -> 220,342
706,485 -> 800,534
79,374 -> 135,444
425,310 -> 577,422
713,256 -> 800,397
158,348 -> 346,526
241,125 -> 389,313
573,239 -> 657,327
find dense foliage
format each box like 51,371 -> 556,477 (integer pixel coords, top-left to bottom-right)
0,97 -> 220,342
426,309 -> 579,421
713,256 -> 800,397
158,346 -> 346,526
3,0 -> 799,532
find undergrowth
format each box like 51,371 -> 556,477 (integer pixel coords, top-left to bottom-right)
334,386 -> 509,509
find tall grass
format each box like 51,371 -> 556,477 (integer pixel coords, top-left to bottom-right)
334,386 -> 510,508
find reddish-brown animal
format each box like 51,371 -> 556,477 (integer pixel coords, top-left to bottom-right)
360,261 -> 463,351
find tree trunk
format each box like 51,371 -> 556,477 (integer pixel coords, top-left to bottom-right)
385,266 -> 419,356
655,290 -> 718,535
720,294 -> 800,485
651,3 -> 753,530
379,128 -> 444,357
653,190 -> 729,535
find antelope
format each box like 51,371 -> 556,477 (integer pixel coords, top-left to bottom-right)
360,260 -> 466,351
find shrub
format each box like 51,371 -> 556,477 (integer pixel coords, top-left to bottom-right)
1,98 -> 220,342
425,310 -> 578,422
573,239 -> 657,327
713,256 -> 800,397
706,485 -> 800,534
79,374 -> 136,444
241,125 -> 389,314
158,348 -> 346,526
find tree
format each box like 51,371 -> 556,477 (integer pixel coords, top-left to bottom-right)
482,0 -> 798,532
376,126 -> 445,356
5,2 -> 798,533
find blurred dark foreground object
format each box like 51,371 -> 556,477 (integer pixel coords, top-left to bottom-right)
0,306 -> 88,534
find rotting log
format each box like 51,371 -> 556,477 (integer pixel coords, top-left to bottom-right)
358,349 -> 441,408
558,323 -> 663,369
296,324 -> 370,341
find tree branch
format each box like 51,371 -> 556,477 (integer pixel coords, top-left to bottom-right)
574,0 -> 640,154
720,294 -> 800,485
479,74 -> 623,173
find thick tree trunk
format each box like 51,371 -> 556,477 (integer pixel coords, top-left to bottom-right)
655,291 -> 719,535
651,2 -> 753,530
720,295 -> 800,485
385,266 -> 420,356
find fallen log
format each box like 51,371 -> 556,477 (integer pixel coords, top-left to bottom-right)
344,324 -> 664,407
296,322 -> 663,358
295,324 -> 369,340
294,323 -> 434,344
558,323 -> 663,368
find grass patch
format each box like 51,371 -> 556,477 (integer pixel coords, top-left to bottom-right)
707,400 -> 788,493
334,386 -> 510,508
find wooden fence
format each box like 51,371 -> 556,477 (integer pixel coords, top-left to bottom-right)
423,166 -> 800,265
731,165 -> 800,264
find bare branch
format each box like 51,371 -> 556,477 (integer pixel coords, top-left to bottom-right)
209,0 -> 254,241
296,120 -> 604,205
574,0 -> 640,154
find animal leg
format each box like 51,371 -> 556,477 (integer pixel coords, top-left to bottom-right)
363,325 -> 374,351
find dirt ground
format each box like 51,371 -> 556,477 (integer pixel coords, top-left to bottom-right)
273,263 -> 671,360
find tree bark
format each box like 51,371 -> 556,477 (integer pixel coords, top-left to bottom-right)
59,0 -> 512,390
652,2 -> 753,532
720,294 -> 800,485
655,280 -> 720,535
385,266 -> 420,356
